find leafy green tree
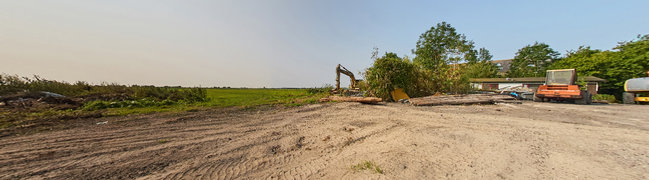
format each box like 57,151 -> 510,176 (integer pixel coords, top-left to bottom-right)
615,34 -> 649,78
413,22 -> 477,68
463,48 -> 500,78
477,47 -> 493,62
550,35 -> 649,97
364,52 -> 429,101
507,42 -> 559,77
412,22 -> 477,93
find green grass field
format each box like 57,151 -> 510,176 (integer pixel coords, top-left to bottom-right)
103,88 -> 328,115
1,88 -> 329,130
202,88 -> 326,107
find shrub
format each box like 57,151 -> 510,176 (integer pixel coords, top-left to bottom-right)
592,94 -> 617,103
306,85 -> 333,95
1,74 -> 208,110
0,74 -> 87,96
364,53 -> 430,101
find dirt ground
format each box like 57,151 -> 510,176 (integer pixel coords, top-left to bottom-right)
1,101 -> 649,179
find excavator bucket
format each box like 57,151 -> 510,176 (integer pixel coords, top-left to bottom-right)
391,88 -> 410,101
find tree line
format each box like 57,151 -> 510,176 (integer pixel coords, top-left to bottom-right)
364,21 -> 648,100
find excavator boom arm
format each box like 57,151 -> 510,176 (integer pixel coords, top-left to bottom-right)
335,64 -> 357,90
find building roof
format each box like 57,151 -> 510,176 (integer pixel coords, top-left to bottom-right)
470,76 -> 607,83
491,59 -> 514,63
490,59 -> 513,74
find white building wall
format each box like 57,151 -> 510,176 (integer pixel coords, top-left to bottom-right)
471,83 -> 482,89
498,83 -> 524,89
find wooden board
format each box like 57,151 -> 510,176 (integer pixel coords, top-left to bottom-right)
409,94 -> 516,106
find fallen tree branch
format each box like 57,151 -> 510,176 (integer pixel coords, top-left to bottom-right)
319,96 -> 382,104
409,94 -> 516,106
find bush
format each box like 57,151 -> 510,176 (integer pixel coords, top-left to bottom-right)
1,74 -> 209,110
81,98 -> 180,111
364,53 -> 431,101
592,94 -> 617,103
306,85 -> 333,95
0,74 -> 88,96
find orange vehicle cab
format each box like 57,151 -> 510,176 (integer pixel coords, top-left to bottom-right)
533,69 -> 591,104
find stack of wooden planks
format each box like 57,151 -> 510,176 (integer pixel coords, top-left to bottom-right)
319,96 -> 382,104
409,94 -> 516,106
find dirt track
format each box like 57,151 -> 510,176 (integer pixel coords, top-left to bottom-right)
1,102 -> 649,179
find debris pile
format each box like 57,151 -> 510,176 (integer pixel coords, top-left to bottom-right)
0,91 -> 82,111
409,94 -> 516,106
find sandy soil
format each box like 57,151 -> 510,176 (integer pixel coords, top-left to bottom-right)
1,102 -> 649,179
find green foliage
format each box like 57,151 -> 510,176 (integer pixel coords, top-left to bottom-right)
413,22 -> 477,68
411,22 -> 484,94
351,161 -> 383,174
306,85 -> 333,95
462,48 -> 500,78
0,74 -> 208,105
201,88 -> 328,107
462,62 -> 500,78
130,86 -> 208,102
0,74 -> 89,96
364,53 -> 431,101
363,22 -> 500,97
2,88 -> 329,131
592,94 -> 617,103
507,42 -> 559,77
550,35 -> 649,97
81,99 -> 177,111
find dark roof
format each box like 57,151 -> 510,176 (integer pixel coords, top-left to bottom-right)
491,59 -> 513,63
489,59 -> 513,74
470,76 -> 607,83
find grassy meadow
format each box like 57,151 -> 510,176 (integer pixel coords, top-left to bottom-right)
105,88 -> 329,115
1,75 -> 330,131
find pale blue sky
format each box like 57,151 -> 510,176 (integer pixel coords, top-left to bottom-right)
1,0 -> 647,87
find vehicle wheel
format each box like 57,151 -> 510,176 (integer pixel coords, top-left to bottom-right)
533,93 -> 542,102
623,92 -> 635,104
585,91 -> 592,105
575,90 -> 590,105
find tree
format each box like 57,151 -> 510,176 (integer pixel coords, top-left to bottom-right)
412,22 -> 477,93
550,35 -> 649,98
477,47 -> 493,62
364,52 -> 429,101
615,34 -> 649,78
413,22 -> 477,68
463,48 -> 499,78
507,42 -> 559,77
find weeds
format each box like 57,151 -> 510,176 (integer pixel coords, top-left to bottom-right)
592,94 -> 617,103
0,74 -> 331,136
306,85 -> 332,95
0,74 -> 208,103
351,161 -> 383,174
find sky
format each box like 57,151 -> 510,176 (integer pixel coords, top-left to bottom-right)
1,0 -> 647,88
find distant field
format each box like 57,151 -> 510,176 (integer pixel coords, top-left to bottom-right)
105,88 -> 328,115
1,88 -> 329,132
201,88 -> 327,107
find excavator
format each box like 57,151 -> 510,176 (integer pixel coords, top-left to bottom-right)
333,64 -> 359,94
533,69 -> 592,104
623,71 -> 649,104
